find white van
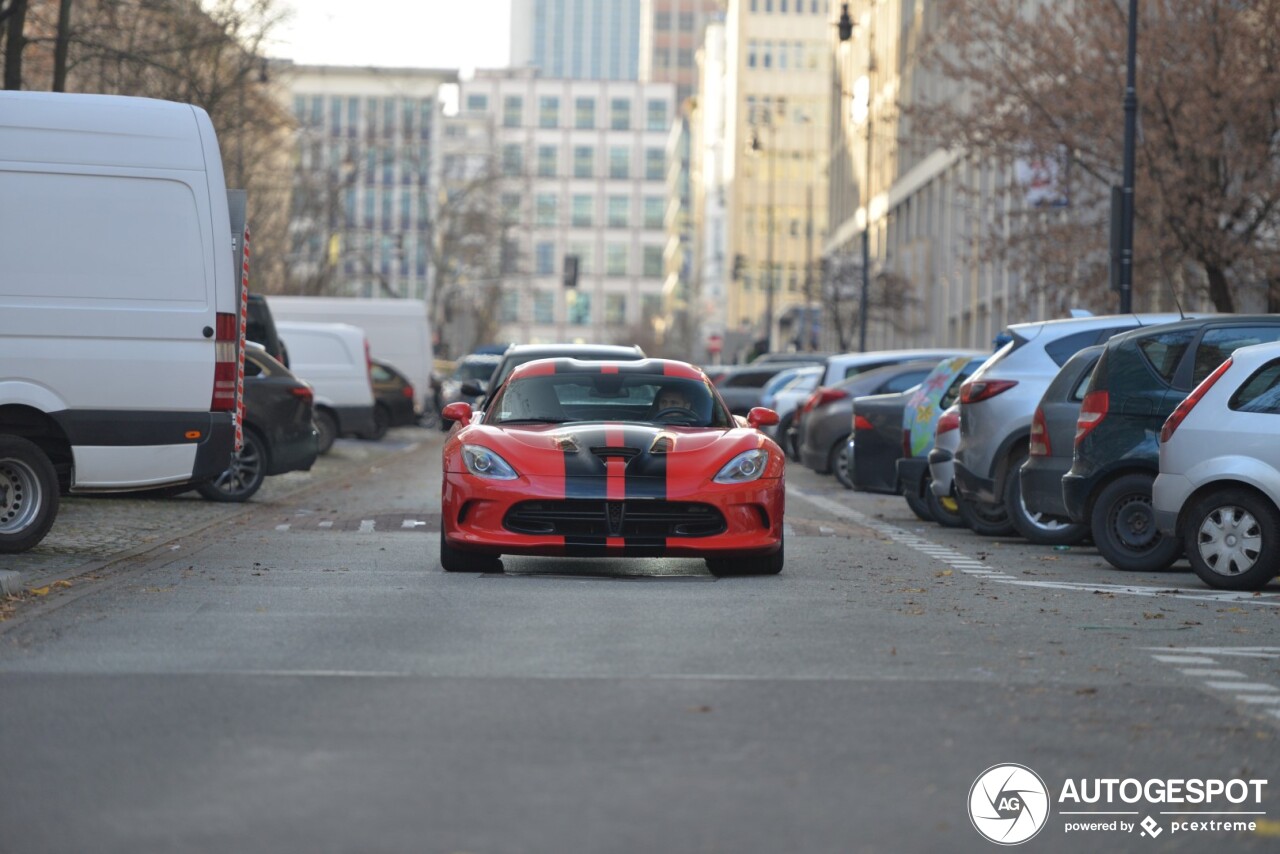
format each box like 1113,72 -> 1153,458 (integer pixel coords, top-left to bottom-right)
0,92 -> 243,553
266,297 -> 432,415
275,321 -> 376,453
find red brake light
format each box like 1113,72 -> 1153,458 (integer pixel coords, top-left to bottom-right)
960,378 -> 1018,404
1161,358 -> 1232,443
289,385 -> 314,403
1074,390 -> 1109,447
211,311 -> 239,411
1029,407 -> 1051,457
402,384 -> 415,399
815,388 -> 850,407
936,410 -> 960,435
854,414 -> 874,432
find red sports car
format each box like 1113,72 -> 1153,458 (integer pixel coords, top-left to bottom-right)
440,358 -> 785,576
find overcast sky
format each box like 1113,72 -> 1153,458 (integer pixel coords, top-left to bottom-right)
272,0 -> 512,73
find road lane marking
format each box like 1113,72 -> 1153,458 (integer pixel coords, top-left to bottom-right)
1204,682 -> 1278,693
358,519 -> 375,533
318,520 -> 334,528
1179,669 -> 1246,678
1152,655 -> 1218,664
275,524 -> 290,532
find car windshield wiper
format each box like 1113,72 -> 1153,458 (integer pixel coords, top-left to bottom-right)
496,417 -> 571,424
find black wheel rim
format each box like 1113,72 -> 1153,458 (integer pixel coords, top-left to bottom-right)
1110,493 -> 1158,551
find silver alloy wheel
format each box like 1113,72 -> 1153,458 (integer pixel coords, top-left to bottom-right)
0,456 -> 43,535
1196,505 -> 1263,577
211,438 -> 263,498
1018,490 -> 1072,532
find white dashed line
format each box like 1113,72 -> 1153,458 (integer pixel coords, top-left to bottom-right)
318,521 -> 334,528
1237,695 -> 1280,705
1204,682 -> 1278,693
358,520 -> 375,533
275,524 -> 290,532
1152,655 -> 1218,665
1179,669 -> 1247,678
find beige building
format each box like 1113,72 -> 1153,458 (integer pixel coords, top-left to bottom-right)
722,0 -> 832,359
640,0 -> 724,105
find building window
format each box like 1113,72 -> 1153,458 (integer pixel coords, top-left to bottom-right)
575,97 -> 596,129
501,193 -> 522,223
539,96 -> 560,128
645,148 -> 665,180
643,246 -> 664,277
747,40 -> 757,69
569,243 -> 593,274
646,99 -> 668,131
678,49 -> 694,68
533,291 -> 554,323
643,197 -> 665,228
567,290 -> 592,325
606,244 -> 628,276
466,93 -> 488,112
642,293 -> 663,319
502,144 -> 523,176
573,146 -> 594,178
503,95 -> 523,127
654,11 -> 671,30
763,41 -> 773,69
610,98 -> 632,130
537,145 -> 558,177
678,11 -> 694,30
572,194 -> 594,227
536,242 -> 556,275
605,293 -> 627,326
607,196 -> 629,228
535,193 -> 557,226
500,291 -> 520,323
609,147 -> 630,179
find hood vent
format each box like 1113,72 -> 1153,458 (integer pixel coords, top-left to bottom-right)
590,446 -> 640,462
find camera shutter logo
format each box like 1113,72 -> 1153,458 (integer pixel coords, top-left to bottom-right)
968,764 -> 1051,845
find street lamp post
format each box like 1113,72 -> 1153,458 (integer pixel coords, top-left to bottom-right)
1118,0 -> 1139,314
838,2 -> 875,353
751,117 -> 777,355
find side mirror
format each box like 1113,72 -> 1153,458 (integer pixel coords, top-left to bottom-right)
442,402 -> 473,424
460,381 -> 483,397
747,407 -> 779,429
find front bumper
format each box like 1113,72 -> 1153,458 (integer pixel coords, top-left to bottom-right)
443,472 -> 784,558
1152,472 -> 1192,536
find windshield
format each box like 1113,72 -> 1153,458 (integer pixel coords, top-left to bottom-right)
485,373 -> 732,427
454,359 -> 499,382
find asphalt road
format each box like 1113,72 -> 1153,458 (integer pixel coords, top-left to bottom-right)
1,426 -> 1277,853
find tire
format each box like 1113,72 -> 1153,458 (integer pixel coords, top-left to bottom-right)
1183,488 -> 1280,591
1004,449 -> 1089,546
313,409 -> 338,455
361,405 -> 390,441
0,435 -> 59,554
774,412 -> 795,458
833,437 -> 854,490
196,429 -> 267,503
903,486 -> 932,522
439,529 -> 502,572
707,536 -> 784,576
822,433 -> 848,479
1090,472 -> 1181,571
959,496 -> 1016,536
926,481 -> 966,528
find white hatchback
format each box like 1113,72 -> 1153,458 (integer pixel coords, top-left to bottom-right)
1154,341 -> 1280,590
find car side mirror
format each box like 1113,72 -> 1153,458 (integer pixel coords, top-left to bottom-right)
747,407 -> 779,429
460,381 -> 483,397
442,402 -> 472,424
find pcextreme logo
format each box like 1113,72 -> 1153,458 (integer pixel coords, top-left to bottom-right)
968,764 -> 1052,845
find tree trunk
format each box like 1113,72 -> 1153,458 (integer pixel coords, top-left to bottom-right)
1204,261 -> 1235,313
52,0 -> 73,92
3,0 -> 28,90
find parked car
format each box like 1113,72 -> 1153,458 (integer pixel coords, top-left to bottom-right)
197,343 -> 318,502
440,353 -> 503,413
788,349 -> 969,460
954,313 -> 1188,537
246,293 -> 289,366
365,359 -> 419,440
1014,345 -> 1103,545
275,321 -> 377,454
926,404 -> 966,527
1153,341 -> 1280,590
439,358 -> 785,576
797,361 -> 941,477
469,343 -> 647,411
708,360 -> 822,416
1064,315 -> 1280,571
761,365 -> 823,459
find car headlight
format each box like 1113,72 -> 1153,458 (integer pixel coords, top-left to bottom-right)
461,445 -> 519,480
714,449 -> 770,484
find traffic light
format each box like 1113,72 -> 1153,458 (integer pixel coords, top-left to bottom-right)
563,254 -> 580,289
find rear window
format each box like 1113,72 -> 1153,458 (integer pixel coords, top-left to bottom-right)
1229,359 -> 1280,414
841,359 -> 896,380
1192,326 -> 1280,385
720,370 -> 779,388
1136,330 -> 1195,384
1043,325 -> 1136,367
879,368 -> 930,394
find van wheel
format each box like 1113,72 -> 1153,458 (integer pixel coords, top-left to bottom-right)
196,430 -> 267,503
1183,488 -> 1280,590
959,497 -> 1015,536
313,410 -> 338,455
1004,449 -> 1089,546
0,436 -> 59,553
439,530 -> 502,572
1090,473 -> 1181,571
361,405 -> 390,441
926,481 -> 966,528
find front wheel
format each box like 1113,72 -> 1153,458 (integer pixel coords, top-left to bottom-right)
0,435 -> 59,554
361,404 -> 390,441
196,430 -> 267,503
959,496 -> 1015,537
707,538 -> 784,576
903,484 -> 932,522
1005,450 -> 1088,546
832,437 -> 854,490
439,529 -> 502,572
1183,488 -> 1280,590
926,482 -> 966,528
1090,472 -> 1180,571
313,410 -> 338,455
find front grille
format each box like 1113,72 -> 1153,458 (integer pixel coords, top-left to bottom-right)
504,500 -> 727,539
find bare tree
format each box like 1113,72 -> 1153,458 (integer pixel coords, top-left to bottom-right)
909,0 -> 1280,313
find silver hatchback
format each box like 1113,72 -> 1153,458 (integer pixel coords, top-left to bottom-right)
1154,341 -> 1280,591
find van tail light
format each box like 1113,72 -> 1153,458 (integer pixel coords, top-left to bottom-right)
1074,391 -> 1110,447
211,311 -> 239,412
853,414 -> 873,432
1029,406 -> 1051,457
1161,357 -> 1232,443
960,378 -> 1018,404
289,385 -> 314,404
936,409 -> 960,436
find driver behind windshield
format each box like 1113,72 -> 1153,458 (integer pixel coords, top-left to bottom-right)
488,373 -> 728,426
